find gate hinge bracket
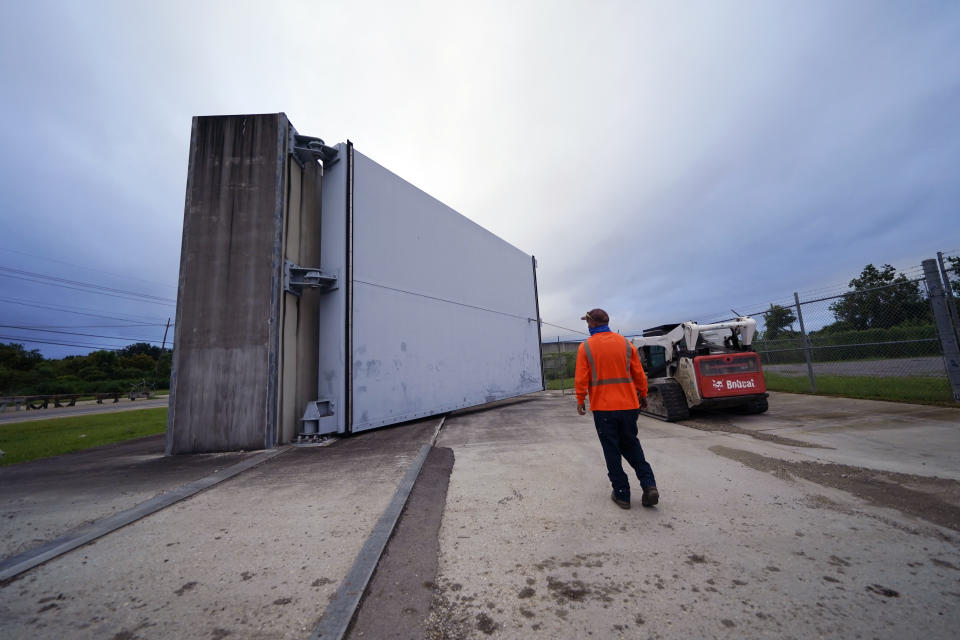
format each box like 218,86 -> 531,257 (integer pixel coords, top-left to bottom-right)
299,399 -> 337,439
284,260 -> 338,296
289,131 -> 339,169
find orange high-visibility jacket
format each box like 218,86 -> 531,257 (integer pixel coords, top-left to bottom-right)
575,332 -> 647,411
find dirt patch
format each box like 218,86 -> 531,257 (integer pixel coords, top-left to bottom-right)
533,552 -> 607,571
475,612 -> 499,635
684,417 -> 828,448
546,576 -> 590,602
424,585 -> 473,640
710,445 -> 960,533
866,584 -> 900,598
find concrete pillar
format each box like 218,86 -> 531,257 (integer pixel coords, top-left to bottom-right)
167,113 -> 321,454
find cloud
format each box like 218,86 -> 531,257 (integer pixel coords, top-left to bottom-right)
1,1 -> 958,353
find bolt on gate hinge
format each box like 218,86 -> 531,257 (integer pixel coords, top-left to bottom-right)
284,260 -> 338,296
290,132 -> 339,169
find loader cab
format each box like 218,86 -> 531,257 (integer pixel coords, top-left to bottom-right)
639,324 -> 681,378
641,345 -> 668,378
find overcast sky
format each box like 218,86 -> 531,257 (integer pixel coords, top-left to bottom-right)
1,0 -> 959,356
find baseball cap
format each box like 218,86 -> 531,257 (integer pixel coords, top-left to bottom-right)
580,308 -> 609,323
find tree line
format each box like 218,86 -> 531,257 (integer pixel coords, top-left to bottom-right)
0,342 -> 171,396
760,260 -> 960,341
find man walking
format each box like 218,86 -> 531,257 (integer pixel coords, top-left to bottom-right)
575,308 -> 659,509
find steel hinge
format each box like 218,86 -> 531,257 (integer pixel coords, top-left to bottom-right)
289,131 -> 339,168
284,260 -> 338,296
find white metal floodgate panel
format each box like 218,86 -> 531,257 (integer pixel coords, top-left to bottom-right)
349,149 -> 543,432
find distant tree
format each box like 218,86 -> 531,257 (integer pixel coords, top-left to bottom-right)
118,353 -> 156,372
118,342 -> 161,360
946,256 -> 960,298
762,304 -> 797,340
0,342 -> 43,371
89,350 -> 118,376
829,264 -> 929,330
78,365 -> 107,381
157,350 -> 173,382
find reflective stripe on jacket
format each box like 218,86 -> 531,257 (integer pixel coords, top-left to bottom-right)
574,332 -> 648,411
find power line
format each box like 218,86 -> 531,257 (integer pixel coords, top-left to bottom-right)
0,296 -> 170,324
0,335 -> 128,351
0,325 -> 169,343
0,266 -> 176,306
0,246 -> 177,291
540,320 -> 589,336
0,322 -> 171,329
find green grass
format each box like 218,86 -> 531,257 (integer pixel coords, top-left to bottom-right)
0,408 -> 167,466
549,372 -> 957,407
546,377 -> 575,391
764,372 -> 958,407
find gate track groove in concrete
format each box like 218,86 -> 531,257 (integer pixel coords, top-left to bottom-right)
310,416 -> 447,640
344,446 -> 455,640
0,434 -> 263,561
0,446 -> 289,582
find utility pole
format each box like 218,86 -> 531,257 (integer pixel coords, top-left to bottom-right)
161,317 -> 171,351
155,317 -> 172,389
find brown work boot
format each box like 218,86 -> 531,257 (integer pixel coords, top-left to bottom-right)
611,490 -> 630,509
641,486 -> 659,507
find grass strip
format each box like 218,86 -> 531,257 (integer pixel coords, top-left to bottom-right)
0,408 -> 167,466
550,371 -> 957,406
764,372 -> 957,407
545,377 -> 575,391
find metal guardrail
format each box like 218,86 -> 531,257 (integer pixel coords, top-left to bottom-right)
0,390 -> 157,412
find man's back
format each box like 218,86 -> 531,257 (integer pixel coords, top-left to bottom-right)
574,332 -> 647,411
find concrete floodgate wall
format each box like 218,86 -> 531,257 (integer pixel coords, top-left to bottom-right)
167,113 -> 543,454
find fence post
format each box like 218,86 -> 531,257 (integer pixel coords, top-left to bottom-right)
923,259 -> 960,401
794,292 -> 817,393
937,252 -> 959,344
557,337 -> 564,396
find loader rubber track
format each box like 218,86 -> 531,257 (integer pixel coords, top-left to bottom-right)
641,381 -> 690,422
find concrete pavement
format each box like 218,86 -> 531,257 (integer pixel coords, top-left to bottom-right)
0,419 -> 441,639
1,391 -> 958,639
426,391 -> 960,639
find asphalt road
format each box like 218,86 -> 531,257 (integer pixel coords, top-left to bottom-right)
1,391 -> 959,639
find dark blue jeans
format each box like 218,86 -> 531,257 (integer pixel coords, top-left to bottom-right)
593,409 -> 656,497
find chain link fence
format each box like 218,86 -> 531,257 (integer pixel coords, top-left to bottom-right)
541,338 -> 578,395
704,253 -> 960,403
542,252 -> 960,403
